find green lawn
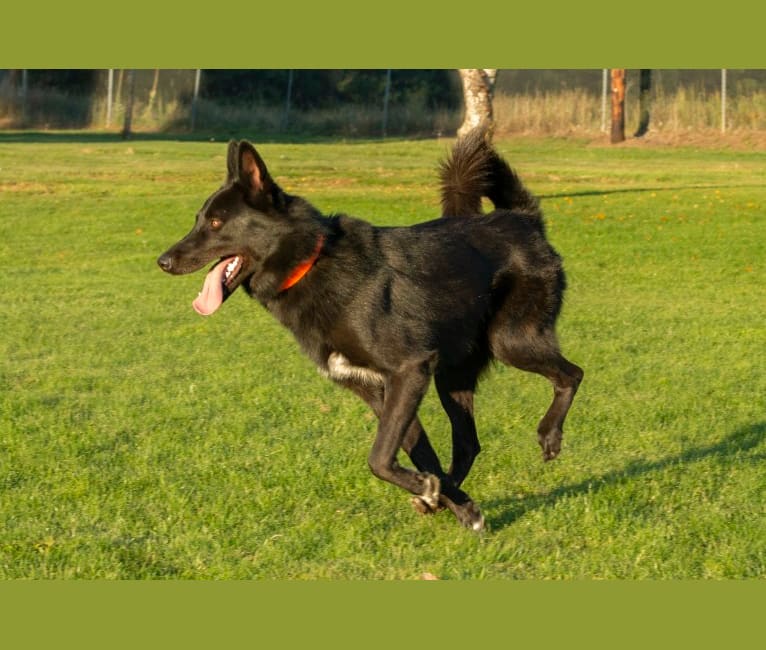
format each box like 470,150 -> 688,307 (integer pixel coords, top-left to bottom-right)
1,133 -> 764,579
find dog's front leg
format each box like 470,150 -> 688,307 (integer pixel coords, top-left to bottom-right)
366,356 -> 441,510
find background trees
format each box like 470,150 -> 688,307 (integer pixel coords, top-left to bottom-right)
1,69 -> 762,139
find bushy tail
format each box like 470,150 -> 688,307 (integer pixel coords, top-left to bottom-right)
439,127 -> 542,222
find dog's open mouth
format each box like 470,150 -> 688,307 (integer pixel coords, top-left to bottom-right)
192,255 -> 244,316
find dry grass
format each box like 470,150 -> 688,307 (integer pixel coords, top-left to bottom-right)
1,84 -> 764,142
492,88 -> 766,139
589,129 -> 766,150
493,90 -> 601,136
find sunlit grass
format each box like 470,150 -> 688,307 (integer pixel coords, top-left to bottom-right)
0,135 -> 764,578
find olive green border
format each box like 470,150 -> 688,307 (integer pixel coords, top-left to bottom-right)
2,1 -> 765,67
1,581 -> 764,646
2,2 -> 764,647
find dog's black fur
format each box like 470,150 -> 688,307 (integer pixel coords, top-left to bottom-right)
157,130 -> 583,530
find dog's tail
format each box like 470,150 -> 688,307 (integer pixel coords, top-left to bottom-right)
439,127 -> 542,222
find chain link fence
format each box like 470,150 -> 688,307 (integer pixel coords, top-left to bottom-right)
1,69 -> 764,137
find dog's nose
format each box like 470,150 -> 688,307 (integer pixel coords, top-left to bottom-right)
157,253 -> 174,272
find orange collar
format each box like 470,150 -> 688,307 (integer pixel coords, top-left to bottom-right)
279,235 -> 325,292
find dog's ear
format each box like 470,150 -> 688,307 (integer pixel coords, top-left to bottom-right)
237,141 -> 272,194
226,140 -> 239,183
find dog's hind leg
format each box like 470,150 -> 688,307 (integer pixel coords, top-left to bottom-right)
435,369 -> 481,488
491,328 -> 583,461
401,414 -> 484,530
531,351 -> 583,461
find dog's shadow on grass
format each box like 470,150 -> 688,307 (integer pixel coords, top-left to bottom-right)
538,183 -> 761,201
484,421 -> 766,531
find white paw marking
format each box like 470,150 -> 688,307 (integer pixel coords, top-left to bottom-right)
421,475 -> 441,509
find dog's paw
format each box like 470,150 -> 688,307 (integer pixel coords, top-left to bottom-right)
410,496 -> 437,515
420,474 -> 441,509
539,428 -> 562,462
410,474 -> 442,515
455,500 -> 485,532
410,496 -> 448,515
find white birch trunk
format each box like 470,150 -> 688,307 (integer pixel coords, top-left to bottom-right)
457,68 -> 497,139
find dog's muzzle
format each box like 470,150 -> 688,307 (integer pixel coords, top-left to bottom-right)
157,253 -> 174,273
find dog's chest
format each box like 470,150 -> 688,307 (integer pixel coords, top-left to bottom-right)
319,351 -> 385,386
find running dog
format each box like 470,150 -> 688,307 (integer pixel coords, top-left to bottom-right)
157,130 -> 583,530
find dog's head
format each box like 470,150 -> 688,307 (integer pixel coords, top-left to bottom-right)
157,140 -> 296,315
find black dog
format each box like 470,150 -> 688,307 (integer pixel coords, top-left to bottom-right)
157,130 -> 583,530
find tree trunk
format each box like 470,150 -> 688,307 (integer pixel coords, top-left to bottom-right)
721,69 -> 727,133
610,68 -> 626,143
2,69 -> 19,94
633,69 -> 652,137
457,69 -> 497,139
190,69 -> 202,131
145,68 -> 160,118
382,69 -> 392,137
121,69 -> 136,140
20,69 -> 28,126
282,69 -> 293,132
116,69 -> 124,104
106,69 -> 114,128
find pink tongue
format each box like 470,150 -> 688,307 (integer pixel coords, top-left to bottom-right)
192,258 -> 234,316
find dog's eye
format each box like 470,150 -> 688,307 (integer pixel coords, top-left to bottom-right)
210,218 -> 223,230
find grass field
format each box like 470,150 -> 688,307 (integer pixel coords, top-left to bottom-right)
0,133 -> 764,579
